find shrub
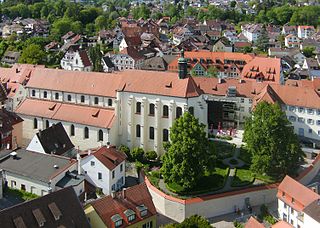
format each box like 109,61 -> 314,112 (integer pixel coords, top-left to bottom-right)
131,147 -> 145,162
118,145 -> 131,160
229,158 -> 239,165
233,220 -> 244,228
135,161 -> 143,174
146,150 -> 157,160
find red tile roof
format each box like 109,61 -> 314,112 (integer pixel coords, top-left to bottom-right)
93,146 -> 126,170
277,175 -> 320,212
78,50 -> 92,67
241,57 -> 281,83
0,64 -> 44,85
16,99 -> 115,129
90,183 -> 156,227
245,217 -> 264,228
272,221 -> 293,228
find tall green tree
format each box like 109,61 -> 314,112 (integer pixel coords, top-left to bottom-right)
19,44 -> 45,64
256,25 -> 269,52
161,112 -> 214,190
88,45 -> 103,72
164,215 -> 211,228
244,101 -> 304,178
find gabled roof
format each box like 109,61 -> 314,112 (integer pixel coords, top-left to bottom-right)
277,175 -> 320,212
0,107 -> 23,134
36,122 -> 74,156
0,187 -> 90,228
90,183 -> 156,227
253,84 -> 284,107
16,99 -> 115,129
78,50 -> 92,67
303,199 -> 320,223
93,146 -> 126,170
245,217 -> 264,228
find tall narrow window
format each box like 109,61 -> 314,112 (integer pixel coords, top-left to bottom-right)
98,130 -> 103,141
55,92 -> 59,100
94,97 -> 99,105
176,107 -> 182,119
149,104 -> 155,116
33,118 -> 38,129
32,90 -> 36,97
81,95 -> 85,103
163,129 -> 169,142
188,106 -> 194,115
45,120 -> 49,128
149,127 -> 154,140
136,125 -> 141,138
108,98 -> 112,106
84,127 -> 89,139
136,102 -> 141,114
43,91 -> 47,98
67,95 -> 72,101
163,105 -> 169,117
70,124 -> 75,136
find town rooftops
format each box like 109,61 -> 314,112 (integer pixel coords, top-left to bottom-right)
0,108 -> 23,134
0,149 -> 76,183
0,186 -> 90,228
277,175 -> 320,212
302,199 -> 320,223
92,146 -> 127,171
16,99 -> 116,129
36,122 -> 74,156
245,217 -> 264,228
89,183 -> 156,227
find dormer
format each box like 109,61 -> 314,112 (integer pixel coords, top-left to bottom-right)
111,214 -> 123,228
136,204 -> 148,217
124,209 -> 136,222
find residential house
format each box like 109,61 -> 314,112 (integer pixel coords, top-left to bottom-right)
302,58 -> 320,79
205,30 -> 221,42
282,25 -> 297,36
1,51 -> 20,65
85,183 -> 156,228
81,145 -> 126,195
277,175 -> 320,228
233,42 -> 252,52
45,41 -> 60,52
212,37 -> 233,52
2,24 -> 24,38
172,25 -> 194,45
300,39 -> 320,54
60,45 -> 93,72
119,36 -> 141,52
223,30 -> 238,43
241,24 -> 262,42
0,187 -> 91,228
102,56 -> 115,73
298,26 -> 315,39
0,108 -> 23,149
0,149 -> 85,196
285,34 -> 300,48
110,47 -> 144,70
26,122 -> 76,157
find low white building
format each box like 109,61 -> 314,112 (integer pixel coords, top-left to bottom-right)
60,46 -> 93,72
277,175 -> 320,228
241,24 -> 262,42
298,26 -> 315,39
81,145 -> 126,195
0,149 -> 85,196
285,34 -> 300,48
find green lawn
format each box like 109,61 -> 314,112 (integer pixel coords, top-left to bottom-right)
253,173 -> 276,184
6,188 -> 38,201
147,170 -> 161,188
166,167 -> 230,195
231,167 -> 255,187
213,141 -> 236,159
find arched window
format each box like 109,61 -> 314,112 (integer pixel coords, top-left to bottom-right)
108,98 -> 112,106
98,130 -> 103,141
32,90 -> 36,97
188,106 -> 194,115
70,124 -> 75,136
67,95 -> 72,101
163,105 -> 169,118
149,127 -> 154,140
33,118 -> 38,129
136,125 -> 141,138
43,91 -> 47,98
55,93 -> 59,100
136,102 -> 141,114
176,107 -> 182,119
84,127 -> 89,139
94,97 -> 99,105
163,129 -> 169,142
45,120 -> 49,129
149,104 -> 155,116
81,95 -> 85,103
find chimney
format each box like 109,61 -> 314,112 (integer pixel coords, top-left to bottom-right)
88,150 -> 91,156
111,191 -> 116,198
218,77 -> 222,84
122,188 -> 126,199
77,153 -> 81,175
107,142 -> 110,148
178,49 -> 188,79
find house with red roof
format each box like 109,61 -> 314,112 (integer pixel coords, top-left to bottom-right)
245,216 -> 292,228
84,183 -> 156,228
60,45 -> 93,72
277,175 -> 320,228
80,145 -> 126,195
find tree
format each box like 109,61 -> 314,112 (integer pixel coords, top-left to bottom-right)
19,44 -> 45,64
164,215 -> 211,228
256,25 -> 269,52
131,147 -> 145,162
146,150 -> 157,161
95,15 -> 108,30
161,112 -> 214,190
244,101 -> 304,178
51,18 -> 73,38
302,46 -> 315,58
206,66 -> 218,78
88,45 -> 103,72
